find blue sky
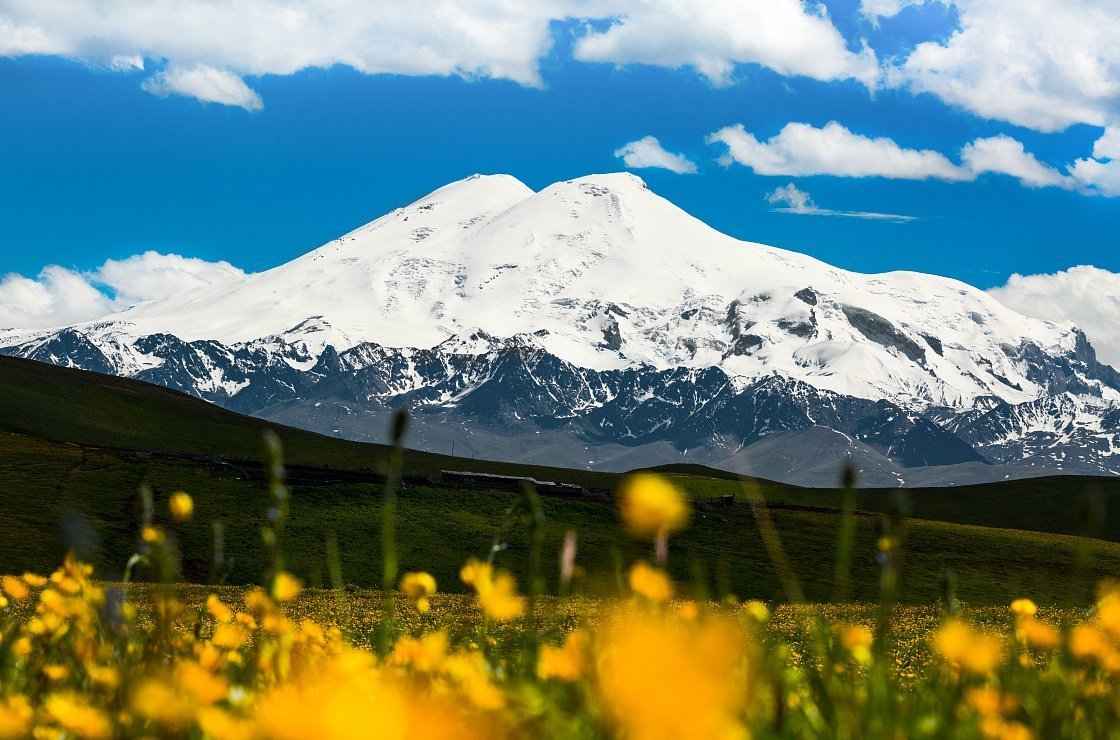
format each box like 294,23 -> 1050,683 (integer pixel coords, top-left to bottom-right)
1,0 -> 1119,353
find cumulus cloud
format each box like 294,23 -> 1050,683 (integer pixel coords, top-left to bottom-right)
613,136 -> 697,174
0,0 -> 585,108
765,183 -> 916,222
573,0 -> 880,88
959,135 -> 1073,189
0,0 -> 880,109
1068,128 -> 1120,197
707,121 -> 969,180
141,64 -> 263,111
879,0 -> 1120,133
988,266 -> 1120,369
0,252 -> 247,330
709,121 -> 1120,195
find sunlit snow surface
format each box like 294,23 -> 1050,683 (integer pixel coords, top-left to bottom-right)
35,173 -> 1096,409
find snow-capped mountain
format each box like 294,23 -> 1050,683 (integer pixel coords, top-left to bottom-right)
4,173 -> 1119,486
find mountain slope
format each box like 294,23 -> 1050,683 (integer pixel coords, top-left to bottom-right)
3,173 -> 1119,485
4,355 -> 1120,605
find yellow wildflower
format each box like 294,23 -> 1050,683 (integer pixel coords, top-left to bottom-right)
44,692 -> 112,739
197,707 -> 256,740
400,571 -> 437,613
207,593 -> 234,623
1018,618 -> 1060,651
21,572 -> 47,588
628,561 -> 674,604
176,661 -> 230,704
272,571 -> 302,602
743,600 -> 770,623
935,620 -> 1005,675
1010,598 -> 1037,618
141,526 -> 165,545
212,623 -> 249,650
538,630 -> 589,682
169,491 -> 194,521
0,696 -> 31,738
43,664 -> 70,681
460,558 -> 524,621
131,679 -> 196,730
618,473 -> 690,540
839,624 -> 874,664
596,610 -> 745,740
1,575 -> 28,601
391,631 -> 449,672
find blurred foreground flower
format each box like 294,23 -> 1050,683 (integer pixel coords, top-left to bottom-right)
460,558 -> 524,621
618,473 -> 689,541
168,491 -> 194,521
400,571 -> 437,613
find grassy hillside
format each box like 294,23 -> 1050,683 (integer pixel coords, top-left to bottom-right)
3,354 -> 1120,605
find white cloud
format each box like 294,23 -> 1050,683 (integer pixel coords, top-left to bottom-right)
573,0 -> 880,88
0,266 -> 116,330
710,121 -> 1120,196
707,121 -> 969,180
1093,127 -> 1120,160
882,0 -> 1120,133
0,252 -> 247,330
613,136 -> 697,174
0,0 -> 591,108
764,182 -> 916,222
858,0 -> 926,19
0,1 -> 880,108
141,64 -> 263,111
988,266 -> 1120,368
959,135 -> 1073,189
1068,127 -> 1120,197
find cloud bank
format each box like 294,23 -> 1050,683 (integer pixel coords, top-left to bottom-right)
0,0 -> 880,110
573,0 -> 879,88
988,266 -> 1120,369
0,252 -> 247,330
614,136 -> 697,174
868,0 -> 1120,133
710,122 -> 1117,196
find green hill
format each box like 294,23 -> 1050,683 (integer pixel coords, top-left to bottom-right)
2,354 -> 1120,605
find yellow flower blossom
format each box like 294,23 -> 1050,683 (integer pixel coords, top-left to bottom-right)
935,620 -> 1005,675
1010,598 -> 1037,618
391,631 -> 449,672
400,571 -> 437,613
141,526 -> 165,545
212,623 -> 249,650
176,661 -> 229,704
131,679 -> 196,730
618,473 -> 690,540
197,706 -> 256,740
21,572 -> 47,588
538,630 -> 589,682
839,624 -> 874,664
272,572 -> 302,602
0,696 -> 31,738
169,491 -> 194,521
628,561 -> 674,604
460,558 -> 524,621
207,593 -> 234,623
1,575 -> 29,601
595,610 -> 745,740
44,692 -> 112,739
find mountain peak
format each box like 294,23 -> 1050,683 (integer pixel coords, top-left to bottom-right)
566,172 -> 648,191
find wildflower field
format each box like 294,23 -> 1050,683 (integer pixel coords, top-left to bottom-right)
4,426 -> 1120,738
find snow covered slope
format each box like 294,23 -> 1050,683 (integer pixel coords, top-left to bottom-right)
3,173 -> 1119,485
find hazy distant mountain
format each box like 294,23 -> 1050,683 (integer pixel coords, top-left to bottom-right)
4,173 -> 1119,486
